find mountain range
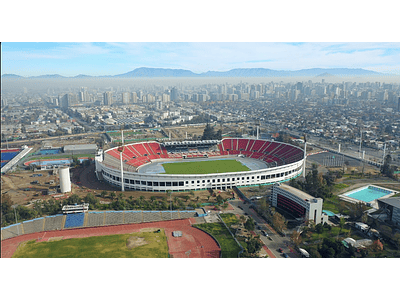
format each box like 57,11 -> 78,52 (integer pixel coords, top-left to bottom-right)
1,67 -> 388,79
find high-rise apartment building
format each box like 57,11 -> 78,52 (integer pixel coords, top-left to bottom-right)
104,91 -> 113,106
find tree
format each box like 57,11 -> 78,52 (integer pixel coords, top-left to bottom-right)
348,202 -> 365,221
339,217 -> 346,235
201,123 -> 221,140
290,231 -> 302,247
244,218 -> 255,231
100,190 -> 107,199
272,212 -> 287,233
110,192 -> 116,201
245,236 -> 263,255
381,154 -> 395,178
84,193 -> 99,209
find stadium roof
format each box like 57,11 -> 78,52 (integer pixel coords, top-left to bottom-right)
162,140 -> 219,146
378,197 -> 400,209
276,183 -> 320,202
63,144 -> 97,151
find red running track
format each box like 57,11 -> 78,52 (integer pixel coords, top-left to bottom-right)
1,218 -> 220,258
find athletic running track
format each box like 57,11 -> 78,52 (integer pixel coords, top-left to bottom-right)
1,218 -> 221,258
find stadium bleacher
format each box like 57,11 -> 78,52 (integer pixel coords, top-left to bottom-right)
104,211 -> 124,225
22,218 -> 45,234
64,213 -> 85,228
161,211 -> 180,220
142,211 -> 163,222
1,224 -> 23,240
44,215 -> 64,231
123,211 -> 143,223
86,212 -> 105,227
179,211 -> 197,219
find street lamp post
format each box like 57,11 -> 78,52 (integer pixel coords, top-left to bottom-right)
12,204 -> 19,236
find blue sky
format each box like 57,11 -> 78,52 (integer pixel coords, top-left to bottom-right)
2,42 -> 400,77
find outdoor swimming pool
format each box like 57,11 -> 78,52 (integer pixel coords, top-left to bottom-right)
37,148 -> 62,155
344,186 -> 393,203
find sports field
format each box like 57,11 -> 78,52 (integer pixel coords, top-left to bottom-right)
12,230 -> 169,258
162,159 -> 250,174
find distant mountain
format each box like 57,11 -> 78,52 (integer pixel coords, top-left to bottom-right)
1,67 -> 385,78
73,74 -> 93,78
315,72 -> 335,77
114,67 -> 198,78
1,74 -> 24,78
30,74 -> 66,79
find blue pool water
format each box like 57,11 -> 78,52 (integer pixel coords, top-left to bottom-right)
322,210 -> 335,217
38,148 -> 62,155
31,159 -> 71,166
345,186 -> 392,203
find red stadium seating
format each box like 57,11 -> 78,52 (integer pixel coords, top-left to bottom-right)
105,139 -> 302,171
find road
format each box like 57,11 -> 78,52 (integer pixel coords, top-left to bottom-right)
228,199 -> 296,258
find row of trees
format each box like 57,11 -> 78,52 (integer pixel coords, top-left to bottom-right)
381,154 -> 398,179
289,164 -> 334,199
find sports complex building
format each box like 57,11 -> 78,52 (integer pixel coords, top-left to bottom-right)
271,183 -> 328,224
95,138 -> 305,192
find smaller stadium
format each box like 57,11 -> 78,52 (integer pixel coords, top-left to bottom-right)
1,207 -> 221,258
1,146 -> 32,174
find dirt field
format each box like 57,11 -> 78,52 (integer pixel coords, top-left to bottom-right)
1,162 -> 238,208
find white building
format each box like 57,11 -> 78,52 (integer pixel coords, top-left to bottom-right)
271,183 -> 328,224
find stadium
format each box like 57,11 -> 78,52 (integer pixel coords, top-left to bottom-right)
95,137 -> 305,192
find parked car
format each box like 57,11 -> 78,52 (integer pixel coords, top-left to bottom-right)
283,253 -> 289,258
261,230 -> 268,236
279,248 -> 283,253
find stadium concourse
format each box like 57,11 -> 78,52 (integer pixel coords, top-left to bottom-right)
1,218 -> 220,258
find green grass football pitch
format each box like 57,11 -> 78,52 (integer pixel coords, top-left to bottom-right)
162,159 -> 250,174
12,230 -> 169,258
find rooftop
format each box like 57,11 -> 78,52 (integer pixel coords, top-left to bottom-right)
276,183 -> 319,202
378,197 -> 400,209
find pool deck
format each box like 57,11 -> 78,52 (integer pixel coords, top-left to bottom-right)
339,184 -> 399,208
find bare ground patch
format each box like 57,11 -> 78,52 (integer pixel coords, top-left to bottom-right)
126,236 -> 148,249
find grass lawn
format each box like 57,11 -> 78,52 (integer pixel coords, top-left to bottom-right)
220,213 -> 240,226
12,230 -> 169,258
194,222 -> 242,258
162,159 -> 250,174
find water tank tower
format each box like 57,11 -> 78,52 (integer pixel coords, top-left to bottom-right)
59,166 -> 71,193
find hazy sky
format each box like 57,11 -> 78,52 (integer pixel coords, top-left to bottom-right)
2,42 -> 400,77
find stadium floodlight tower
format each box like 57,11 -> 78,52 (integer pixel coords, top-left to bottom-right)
118,129 -> 125,192
302,134 -> 307,178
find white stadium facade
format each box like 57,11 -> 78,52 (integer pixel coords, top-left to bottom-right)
95,138 -> 305,192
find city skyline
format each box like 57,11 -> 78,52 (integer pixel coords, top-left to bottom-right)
2,42 -> 400,77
